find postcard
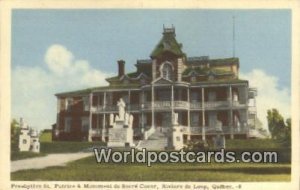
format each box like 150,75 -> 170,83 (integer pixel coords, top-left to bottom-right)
0,0 -> 299,190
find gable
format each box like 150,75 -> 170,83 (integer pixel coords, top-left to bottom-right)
152,77 -> 173,85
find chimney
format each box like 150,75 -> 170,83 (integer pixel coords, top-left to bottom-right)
117,60 -> 125,77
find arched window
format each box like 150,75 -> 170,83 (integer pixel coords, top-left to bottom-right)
161,63 -> 173,80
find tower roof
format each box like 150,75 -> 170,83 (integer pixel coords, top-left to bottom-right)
150,26 -> 184,58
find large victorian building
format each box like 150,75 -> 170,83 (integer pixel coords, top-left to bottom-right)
53,27 -> 257,142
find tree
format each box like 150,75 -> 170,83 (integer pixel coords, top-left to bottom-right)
267,109 -> 285,140
11,119 -> 20,145
255,118 -> 263,130
282,118 -> 291,146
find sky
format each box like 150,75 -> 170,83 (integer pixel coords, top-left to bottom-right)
11,9 -> 291,131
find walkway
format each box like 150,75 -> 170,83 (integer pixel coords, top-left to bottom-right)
11,152 -> 93,172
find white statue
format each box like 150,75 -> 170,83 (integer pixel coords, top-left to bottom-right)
30,130 -> 40,153
117,98 -> 126,120
124,113 -> 129,126
18,118 -> 40,153
107,98 -> 134,147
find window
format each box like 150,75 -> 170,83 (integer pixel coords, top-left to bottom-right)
65,98 -> 73,111
158,90 -> 170,101
191,76 -> 196,82
208,73 -> 215,81
64,117 -> 72,132
122,95 -> 129,104
82,96 -> 90,111
191,113 -> 199,126
23,139 -> 27,144
140,78 -> 146,85
161,63 -> 173,80
191,92 -> 198,102
81,117 -> 89,132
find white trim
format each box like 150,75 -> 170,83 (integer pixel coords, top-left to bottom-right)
151,76 -> 173,84
159,61 -> 174,80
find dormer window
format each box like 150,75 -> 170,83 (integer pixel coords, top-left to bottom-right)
191,76 -> 196,82
140,78 -> 146,85
208,72 -> 215,81
161,62 -> 173,80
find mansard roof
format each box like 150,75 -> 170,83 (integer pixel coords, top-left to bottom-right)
187,57 -> 239,67
150,27 -> 184,58
182,67 -> 234,76
182,57 -> 239,77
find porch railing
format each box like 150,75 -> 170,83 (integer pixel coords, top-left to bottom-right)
91,100 -> 248,112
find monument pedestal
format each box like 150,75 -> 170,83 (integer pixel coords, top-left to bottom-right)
165,124 -> 184,150
107,127 -> 134,147
107,98 -> 135,148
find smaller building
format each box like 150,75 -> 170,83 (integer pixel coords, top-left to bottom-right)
18,118 -> 40,153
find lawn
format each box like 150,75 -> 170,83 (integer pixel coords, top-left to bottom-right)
11,141 -> 106,161
11,139 -> 291,181
11,155 -> 291,181
39,131 -> 52,142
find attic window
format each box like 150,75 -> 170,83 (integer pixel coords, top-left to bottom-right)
140,78 -> 146,85
191,76 -> 196,82
161,63 -> 173,80
208,74 -> 215,81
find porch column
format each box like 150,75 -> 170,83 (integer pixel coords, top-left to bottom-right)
187,88 -> 191,140
56,97 -> 60,137
201,88 -> 206,141
244,86 -> 249,139
103,92 -> 107,108
88,92 -> 93,142
142,90 -> 145,130
128,90 -> 131,112
151,85 -> 155,128
229,85 -> 234,139
102,114 -> 106,142
96,114 -> 99,130
102,92 -> 106,142
171,85 -> 174,123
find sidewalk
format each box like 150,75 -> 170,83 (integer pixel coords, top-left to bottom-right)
11,152 -> 93,172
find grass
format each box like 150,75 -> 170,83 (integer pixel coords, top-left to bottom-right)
11,139 -> 291,181
11,156 -> 291,181
226,139 -> 283,149
11,141 -> 106,161
39,131 -> 52,142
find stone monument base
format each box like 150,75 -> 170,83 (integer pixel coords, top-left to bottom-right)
165,124 -> 184,150
107,127 -> 135,148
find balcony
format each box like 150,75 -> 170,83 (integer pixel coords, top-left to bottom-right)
90,128 -> 109,137
91,100 -> 247,112
182,126 -> 248,134
248,106 -> 256,114
91,104 -> 140,112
